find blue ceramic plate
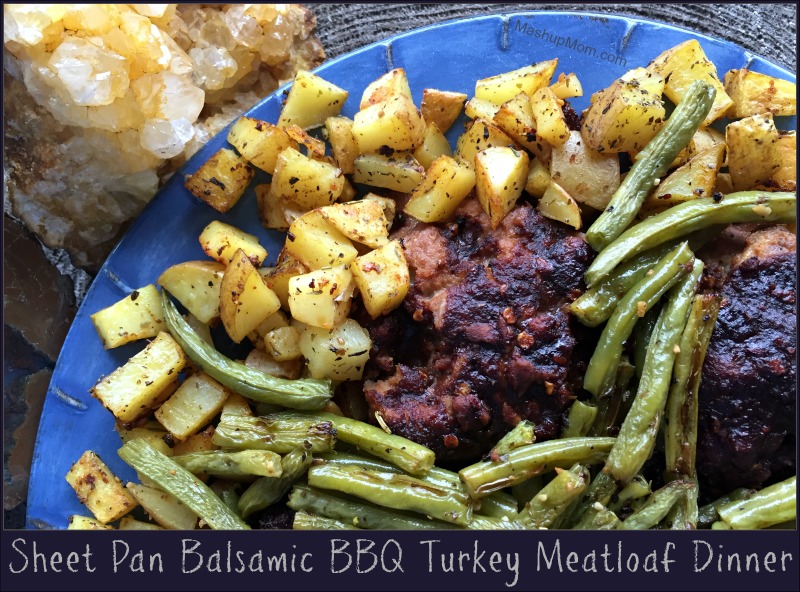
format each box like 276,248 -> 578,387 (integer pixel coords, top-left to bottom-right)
27,11 -> 796,529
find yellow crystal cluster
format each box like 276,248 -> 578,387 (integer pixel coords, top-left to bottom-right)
4,4 -> 324,267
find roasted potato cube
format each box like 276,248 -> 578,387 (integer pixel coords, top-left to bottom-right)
538,182 -> 582,229
118,517 -> 163,530
551,72 -> 583,99
220,393 -> 253,418
278,70 -> 348,130
263,249 -> 309,309
531,87 -> 570,147
283,125 -> 328,160
199,220 -> 267,266
582,67 -> 666,154
360,68 -> 413,109
66,451 -> 138,523
118,424 -> 173,457
771,132 -> 796,191
642,143 -> 725,213
525,157 -> 551,198
352,152 -> 425,192
220,249 -> 281,343
91,332 -> 187,423
247,309 -> 290,345
325,116 -> 358,174
68,515 -> 114,530
404,155 -> 476,223
245,348 -> 303,380
350,239 -> 410,318
475,59 -> 558,105
353,95 -> 426,153
454,118 -> 518,164
271,147 -> 344,210
671,126 -> 727,168
155,373 -> 229,441
726,113 -> 781,191
420,88 -> 467,133
319,200 -> 390,248
474,146 -> 529,228
127,482 -> 198,530
550,130 -> 620,210
227,117 -> 297,174
170,426 -> 219,461
297,318 -> 372,381
492,92 -> 551,163
255,183 -> 288,231
413,121 -> 453,170
285,210 -> 359,270
157,261 -> 225,324
265,326 -> 303,361
362,193 -> 396,228
724,69 -> 796,118
91,284 -> 165,349
184,148 -> 254,213
288,265 -> 355,329
648,40 -> 732,125
464,97 -> 501,121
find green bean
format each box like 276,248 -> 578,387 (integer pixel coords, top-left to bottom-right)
664,294 -> 720,481
518,465 -> 589,529
711,520 -> 732,530
608,475 -> 651,513
562,400 -> 598,438
491,420 -> 536,457
511,476 -> 545,508
697,487 -> 757,528
717,476 -> 796,529
585,191 -> 796,286
476,492 -> 520,519
238,445 -> 313,518
160,290 -> 332,409
307,463 -> 471,525
560,470 -> 618,528
621,480 -> 693,530
172,450 -> 282,478
293,510 -> 358,530
467,515 -> 525,530
212,413 -> 336,453
287,483 -> 458,530
118,439 -> 249,530
458,437 -> 615,498
666,476 -> 699,530
605,261 -> 703,484
586,80 -> 716,251
583,242 -> 694,398
219,485 -> 242,517
633,304 -> 660,379
586,359 -> 634,438
291,411 -> 435,476
573,505 -> 621,530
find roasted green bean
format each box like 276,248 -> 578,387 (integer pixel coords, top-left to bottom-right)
621,480 -> 693,530
562,400 -> 598,438
238,445 -> 313,518
172,449 -> 282,479
491,420 -> 536,456
212,413 -> 336,453
697,488 -> 757,528
717,476 -> 796,529
293,510 -> 358,530
518,465 -> 589,529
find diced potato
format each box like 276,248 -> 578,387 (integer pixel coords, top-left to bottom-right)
171,425 -> 218,456
288,265 -> 355,329
464,97 -> 501,121
297,318 -> 372,381
245,348 -> 302,380
724,69 -> 797,117
550,130 -> 620,210
265,326 -> 303,361
285,210 -> 359,270
475,59 -> 558,105
531,87 -> 570,147
474,146 -> 529,228
155,373 -> 229,441
404,155 -> 476,223
714,172 -> 733,195
283,125 -> 328,160
255,183 -> 288,231
263,249 -> 309,309
127,482 -> 198,530
220,393 -> 253,418
91,332 -> 187,423
362,193 -> 396,229
319,200 -> 390,249
642,143 -> 725,213
184,148 -> 254,213
648,40 -> 733,125
582,67 -> 666,154
420,88 -> 467,133
278,70 -> 348,130
66,451 -> 138,523
726,113 -> 781,191
226,117 -> 297,174
68,515 -> 114,530
771,132 -> 796,191
454,118 -> 518,164
352,152 -> 425,192
492,92 -> 551,163
220,249 -> 281,343
91,284 -> 165,349
538,182 -> 582,229
671,126 -> 727,168
360,68 -> 413,109
247,309 -> 290,344
525,157 -> 551,198
413,121 -> 453,169
117,425 -> 173,456
350,239 -> 410,318
353,95 -> 426,153
271,147 -> 344,210
157,261 -> 225,324
325,116 -> 359,174
119,516 -> 163,530
551,72 -> 583,99
199,220 -> 267,266
339,178 -> 357,202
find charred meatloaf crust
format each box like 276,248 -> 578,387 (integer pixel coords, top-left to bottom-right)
362,198 -> 593,462
696,226 -> 797,498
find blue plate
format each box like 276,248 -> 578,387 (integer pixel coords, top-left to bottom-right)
27,11 -> 796,529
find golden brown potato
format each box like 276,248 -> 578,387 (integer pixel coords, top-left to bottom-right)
454,118 -> 518,164
158,261 -> 225,324
283,125 -> 328,160
524,157 -> 551,198
285,209 -> 359,270
319,200 -> 390,249
226,117 -> 297,174
66,451 -> 137,524
420,88 -> 467,133
265,326 -> 303,361
278,70 -> 348,130
325,116 -> 359,174
550,130 -> 620,210
362,193 -> 396,229
413,121 -> 453,170
538,182 -> 582,230
296,318 -> 372,381
724,69 -> 797,118
475,59 -> 558,105
255,183 -> 289,232
352,152 -> 425,193
353,95 -> 426,153
184,148 -> 254,213
670,126 -> 727,168
726,113 -> 781,191
550,72 -> 583,99
90,284 -> 165,349
288,265 -> 355,329
530,87 -> 570,147
219,249 -> 281,343
155,373 -> 230,441
350,239 -> 410,318
360,68 -> 414,109
492,92 -> 550,163
642,143 -> 725,213
271,147 -> 344,210
464,97 -> 501,121
771,132 -> 796,191
474,146 -> 529,228
404,155 -> 476,223
263,249 -> 309,310
199,220 -> 267,266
